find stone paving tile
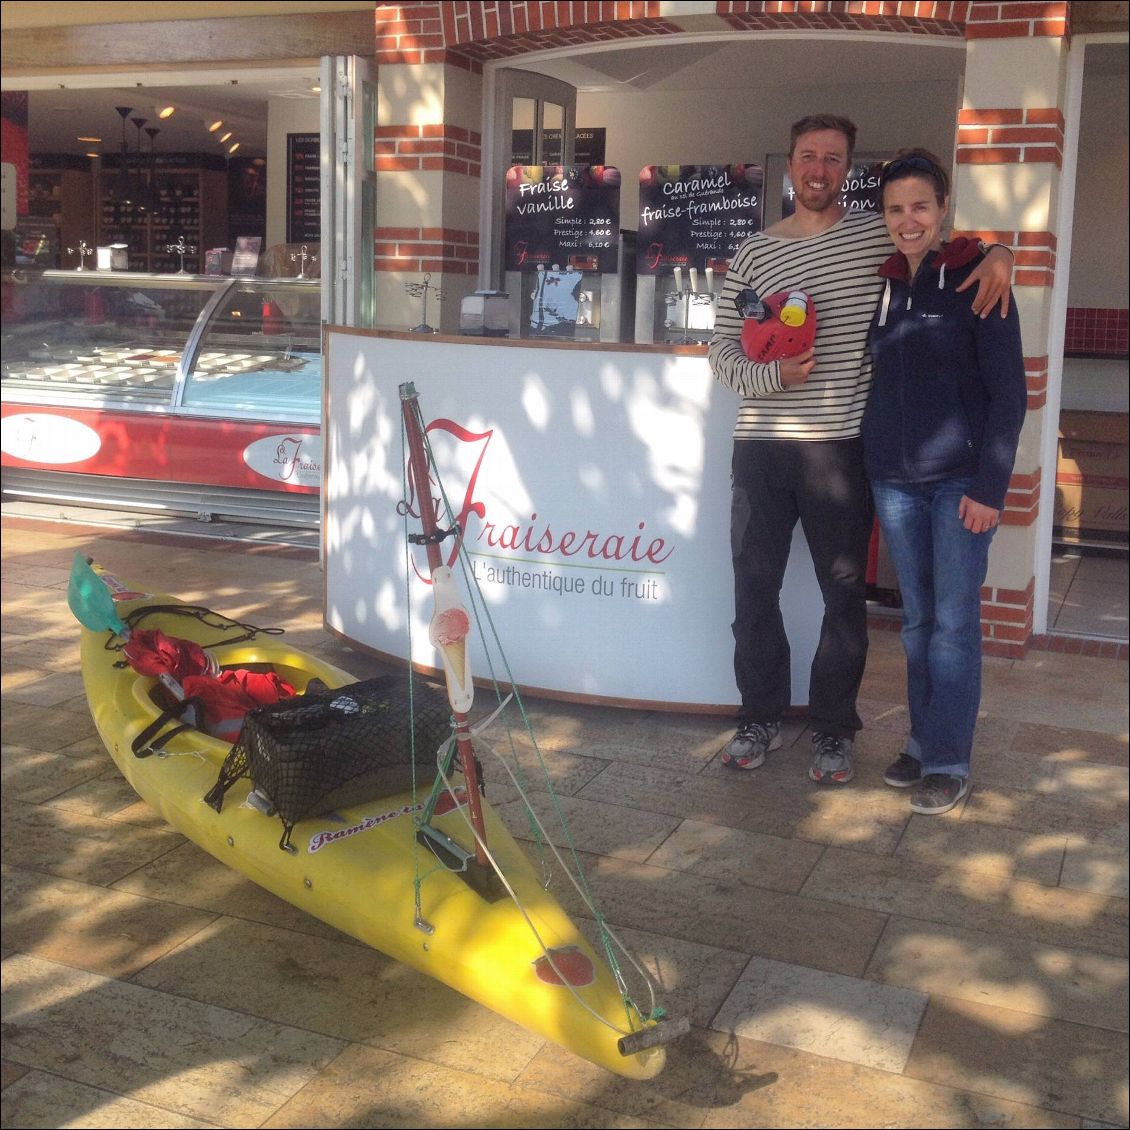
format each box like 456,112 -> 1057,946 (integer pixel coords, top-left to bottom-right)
1,666 -> 87,708
42,765 -> 163,822
867,916 -> 1128,1032
0,797 -> 186,886
517,1026 -> 1081,1129
575,760 -> 763,829
111,839 -> 354,942
710,955 -> 929,1073
2,743 -> 108,803
801,846 -> 1128,959
965,783 -> 1128,841
0,1059 -> 31,1089
0,700 -> 97,751
573,919 -> 750,1032
980,662 -> 1128,731
895,817 -> 1068,885
1,953 -> 346,1127
855,695 -> 911,733
1,864 -> 217,980
576,759 -> 912,855
645,818 -> 824,895
129,916 -> 548,1085
1037,761 -> 1129,808
495,792 -> 684,863
0,1070 -> 219,1129
964,746 -> 1061,793
261,1042 -> 666,1129
474,739 -> 614,806
905,995 -> 1129,1126
5,518 -> 1127,1130
1061,839 -> 1130,899
553,851 -> 888,980
1011,722 -> 1129,766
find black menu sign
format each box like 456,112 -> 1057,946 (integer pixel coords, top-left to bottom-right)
782,160 -> 883,217
504,165 -> 621,273
637,164 -> 764,275
287,133 -> 321,244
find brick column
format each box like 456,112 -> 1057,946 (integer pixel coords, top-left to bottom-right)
374,7 -> 484,331
954,2 -> 1072,656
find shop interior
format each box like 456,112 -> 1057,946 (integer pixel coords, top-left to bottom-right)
5,38 -> 1126,641
12,68 -> 320,275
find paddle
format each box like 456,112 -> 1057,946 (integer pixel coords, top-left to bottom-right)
67,552 -> 128,636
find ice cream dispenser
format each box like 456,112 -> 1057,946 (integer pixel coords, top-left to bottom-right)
504,232 -> 637,343
634,261 -> 723,345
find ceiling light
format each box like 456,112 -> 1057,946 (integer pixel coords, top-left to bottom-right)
85,151 -> 100,159
219,131 -> 232,143
77,135 -> 101,143
310,84 -> 321,93
228,142 -> 240,154
158,106 -> 176,119
208,120 -> 223,132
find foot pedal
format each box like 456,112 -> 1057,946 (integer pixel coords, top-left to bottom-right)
416,825 -> 508,901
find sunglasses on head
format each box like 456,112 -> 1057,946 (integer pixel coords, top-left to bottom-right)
880,155 -> 937,183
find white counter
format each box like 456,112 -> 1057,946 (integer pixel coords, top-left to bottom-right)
323,330 -> 822,712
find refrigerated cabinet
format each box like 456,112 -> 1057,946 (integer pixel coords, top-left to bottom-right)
1,270 -> 323,524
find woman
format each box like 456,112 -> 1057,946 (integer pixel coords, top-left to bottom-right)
863,149 -> 1026,815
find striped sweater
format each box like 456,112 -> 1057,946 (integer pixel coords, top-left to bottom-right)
709,209 -> 891,441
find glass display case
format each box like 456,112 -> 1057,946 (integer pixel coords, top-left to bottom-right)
1,270 -> 321,423
1,269 -> 323,524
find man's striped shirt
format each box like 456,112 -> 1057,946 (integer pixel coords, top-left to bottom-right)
709,209 -> 891,441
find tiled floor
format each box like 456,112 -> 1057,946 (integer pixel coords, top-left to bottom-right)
2,512 -> 1127,1129
1049,548 -> 1130,640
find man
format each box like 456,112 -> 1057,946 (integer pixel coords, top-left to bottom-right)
708,114 -> 1013,785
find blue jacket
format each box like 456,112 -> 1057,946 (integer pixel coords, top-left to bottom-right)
863,239 -> 1026,511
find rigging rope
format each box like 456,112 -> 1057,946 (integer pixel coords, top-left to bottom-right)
399,403 -> 664,1030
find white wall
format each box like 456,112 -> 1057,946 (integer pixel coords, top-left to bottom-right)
577,79 -> 961,229
1067,67 -> 1129,309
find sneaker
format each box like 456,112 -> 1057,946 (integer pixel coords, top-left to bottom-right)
809,731 -> 855,784
883,753 -> 923,789
721,720 -> 782,770
910,773 -> 970,815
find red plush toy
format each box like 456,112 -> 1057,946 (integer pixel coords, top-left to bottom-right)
737,288 -> 817,363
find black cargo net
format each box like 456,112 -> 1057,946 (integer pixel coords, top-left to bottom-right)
203,676 -> 453,851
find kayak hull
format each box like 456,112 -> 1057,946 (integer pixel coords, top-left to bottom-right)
78,579 -> 666,1079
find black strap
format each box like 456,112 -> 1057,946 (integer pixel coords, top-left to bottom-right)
131,697 -> 201,758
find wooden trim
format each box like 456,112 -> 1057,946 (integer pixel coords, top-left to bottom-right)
1,10 -> 375,72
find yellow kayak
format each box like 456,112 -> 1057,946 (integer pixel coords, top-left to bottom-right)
71,555 -> 676,1079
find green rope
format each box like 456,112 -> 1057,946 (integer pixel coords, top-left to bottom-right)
413,415 -> 647,1014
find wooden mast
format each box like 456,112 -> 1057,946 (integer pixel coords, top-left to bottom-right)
399,382 -> 489,867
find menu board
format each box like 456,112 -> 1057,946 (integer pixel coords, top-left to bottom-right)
504,165 -> 621,273
637,164 -> 764,275
782,160 -> 883,218
286,133 -> 321,244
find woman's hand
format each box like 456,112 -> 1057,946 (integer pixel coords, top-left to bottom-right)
955,245 -> 1014,318
959,495 -> 1001,534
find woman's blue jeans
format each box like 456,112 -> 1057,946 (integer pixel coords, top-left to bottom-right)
871,477 -> 995,778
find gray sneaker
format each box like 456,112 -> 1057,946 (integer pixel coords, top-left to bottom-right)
910,773 -> 969,815
721,720 -> 782,770
809,731 -> 855,784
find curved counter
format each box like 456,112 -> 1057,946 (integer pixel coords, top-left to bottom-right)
323,329 -> 822,712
